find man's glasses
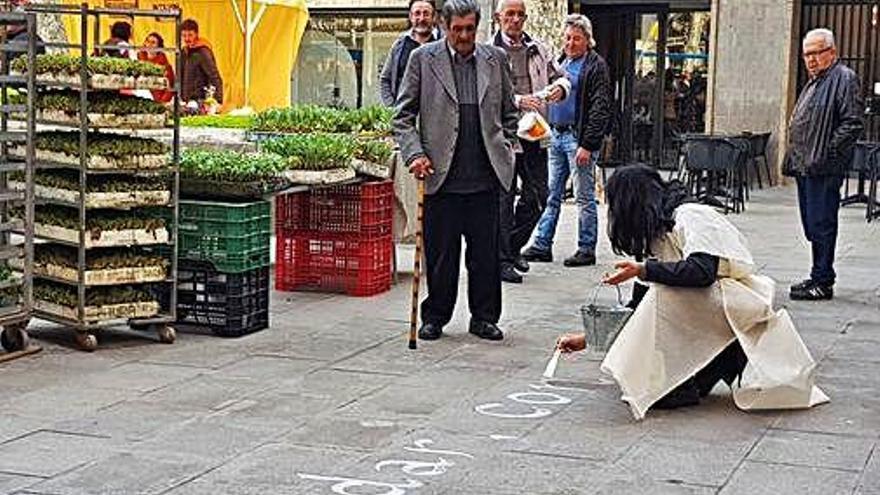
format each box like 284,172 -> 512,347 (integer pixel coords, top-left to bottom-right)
803,46 -> 833,59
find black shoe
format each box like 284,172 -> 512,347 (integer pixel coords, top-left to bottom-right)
563,250 -> 596,267
501,264 -> 523,284
469,320 -> 504,341
521,246 -> 553,263
790,281 -> 834,301
513,256 -> 530,273
790,279 -> 814,292
418,322 -> 443,340
651,378 -> 700,410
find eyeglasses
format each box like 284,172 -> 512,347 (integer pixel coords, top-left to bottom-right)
803,46 -> 833,59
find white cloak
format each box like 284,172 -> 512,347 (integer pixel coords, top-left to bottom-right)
600,204 -> 829,420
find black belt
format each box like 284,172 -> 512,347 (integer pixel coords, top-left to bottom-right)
550,124 -> 574,133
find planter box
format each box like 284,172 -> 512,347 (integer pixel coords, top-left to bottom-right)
35,109 -> 166,129
13,72 -> 167,90
34,223 -> 169,248
352,158 -> 391,179
283,168 -> 355,186
10,147 -> 168,170
10,181 -> 170,208
36,299 -> 160,323
37,262 -> 166,286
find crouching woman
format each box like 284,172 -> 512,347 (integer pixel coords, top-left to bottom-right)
557,165 -> 828,420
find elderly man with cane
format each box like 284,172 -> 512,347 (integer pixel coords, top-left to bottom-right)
394,0 -> 518,342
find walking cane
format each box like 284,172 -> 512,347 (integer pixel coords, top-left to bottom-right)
408,178 -> 426,350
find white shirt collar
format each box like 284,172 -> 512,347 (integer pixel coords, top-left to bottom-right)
501,31 -> 524,47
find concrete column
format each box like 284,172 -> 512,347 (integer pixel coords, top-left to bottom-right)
708,0 -> 799,183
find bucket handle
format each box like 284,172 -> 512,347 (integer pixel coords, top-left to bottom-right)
589,282 -> 626,307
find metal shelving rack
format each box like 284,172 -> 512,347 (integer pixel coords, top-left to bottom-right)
0,9 -> 36,356
21,3 -> 181,351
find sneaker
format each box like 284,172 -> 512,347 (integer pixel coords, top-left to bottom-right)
500,263 -> 523,284
513,255 -> 530,273
789,279 -> 814,292
790,281 -> 834,301
563,250 -> 596,267
521,246 -> 552,263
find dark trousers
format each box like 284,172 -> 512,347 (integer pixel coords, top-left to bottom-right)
499,140 -> 548,264
796,175 -> 844,285
421,190 -> 501,326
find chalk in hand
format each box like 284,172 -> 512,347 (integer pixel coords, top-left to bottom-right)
543,348 -> 562,379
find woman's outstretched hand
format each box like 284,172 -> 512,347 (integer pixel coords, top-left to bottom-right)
556,333 -> 586,353
603,260 -> 645,285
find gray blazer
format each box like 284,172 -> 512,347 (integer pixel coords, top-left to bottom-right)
393,40 -> 519,195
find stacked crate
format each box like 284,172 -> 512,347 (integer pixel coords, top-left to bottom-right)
275,180 -> 393,296
171,200 -> 271,336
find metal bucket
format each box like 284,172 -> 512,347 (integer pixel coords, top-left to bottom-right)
579,284 -> 633,352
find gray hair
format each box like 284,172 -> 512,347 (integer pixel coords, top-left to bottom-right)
441,0 -> 481,25
565,14 -> 596,48
495,0 -> 526,14
804,28 -> 835,48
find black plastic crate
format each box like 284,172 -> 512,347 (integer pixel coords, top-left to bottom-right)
175,260 -> 270,337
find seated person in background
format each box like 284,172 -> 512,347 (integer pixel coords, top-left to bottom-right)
98,21 -> 134,58
138,32 -> 175,103
7,0 -> 45,55
557,164 -> 828,420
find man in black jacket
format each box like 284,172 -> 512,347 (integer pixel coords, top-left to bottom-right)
180,19 -> 223,105
784,28 -> 864,301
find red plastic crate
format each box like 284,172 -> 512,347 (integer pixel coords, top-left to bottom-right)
276,180 -> 393,237
275,230 -> 392,297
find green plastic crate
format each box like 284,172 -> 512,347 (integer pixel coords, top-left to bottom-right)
166,200 -> 272,273
178,200 -> 271,225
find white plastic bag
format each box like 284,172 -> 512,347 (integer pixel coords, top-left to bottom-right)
517,111 -> 550,142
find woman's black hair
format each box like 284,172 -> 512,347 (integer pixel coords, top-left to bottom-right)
147,32 -> 164,48
110,21 -> 132,41
605,164 -> 690,258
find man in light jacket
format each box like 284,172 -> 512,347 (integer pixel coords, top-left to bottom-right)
393,0 -> 518,342
379,0 -> 439,107
492,0 -> 570,284
783,28 -> 864,301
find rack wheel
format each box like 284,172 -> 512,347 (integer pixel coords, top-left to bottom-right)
75,332 -> 98,352
157,325 -> 176,344
1,325 -> 29,352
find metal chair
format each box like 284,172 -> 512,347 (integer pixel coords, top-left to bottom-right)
842,141 -> 879,208
742,131 -> 773,188
867,145 -> 880,223
684,134 -> 751,214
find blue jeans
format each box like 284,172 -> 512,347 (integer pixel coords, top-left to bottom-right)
532,129 -> 598,252
796,175 -> 843,285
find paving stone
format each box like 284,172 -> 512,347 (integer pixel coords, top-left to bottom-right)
0,414 -> 46,444
0,473 -> 43,494
132,418 -> 282,462
856,447 -> 880,494
284,416 -> 407,452
211,355 -> 325,380
50,400 -> 205,444
748,429 -> 875,472
772,387 -> 880,437
162,443 -> 369,495
613,432 -> 753,486
827,338 -> 880,363
137,374 -> 274,411
0,431 -> 115,477
719,460 -> 859,495
25,451 -> 212,495
74,361 -> 204,393
2,386 -> 133,422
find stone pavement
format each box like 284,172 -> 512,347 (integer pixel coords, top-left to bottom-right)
0,184 -> 877,495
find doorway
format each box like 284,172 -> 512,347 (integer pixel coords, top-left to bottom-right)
577,2 -> 711,168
